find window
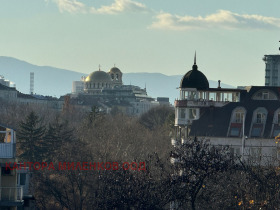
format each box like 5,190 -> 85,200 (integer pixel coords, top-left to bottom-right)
235,112 -> 244,123
180,109 -> 186,119
250,108 -> 267,137
1,167 -> 12,175
188,91 -> 197,100
230,127 -> 240,137
273,129 -> 280,137
228,107 -> 246,137
230,107 -> 245,123
189,109 -> 197,119
251,127 -> 262,137
256,112 -> 265,123
272,78 -> 278,85
263,92 -> 269,99
20,173 -> 26,185
252,90 -> 277,100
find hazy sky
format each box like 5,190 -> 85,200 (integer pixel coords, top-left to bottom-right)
0,0 -> 280,87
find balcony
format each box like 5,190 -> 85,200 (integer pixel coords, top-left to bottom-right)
175,99 -> 228,108
0,143 -> 15,158
0,187 -> 23,207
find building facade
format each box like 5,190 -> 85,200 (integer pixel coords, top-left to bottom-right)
0,124 -> 33,209
172,55 -> 280,165
263,54 -> 280,86
71,66 -> 170,116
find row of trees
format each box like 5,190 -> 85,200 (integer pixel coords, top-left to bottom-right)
12,105 -> 280,209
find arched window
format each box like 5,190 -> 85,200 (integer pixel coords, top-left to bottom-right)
111,74 -> 114,79
228,107 -> 246,137
250,107 -> 267,137
116,74 -> 119,80
252,89 -> 278,100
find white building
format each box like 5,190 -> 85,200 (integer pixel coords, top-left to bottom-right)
0,76 -> 11,87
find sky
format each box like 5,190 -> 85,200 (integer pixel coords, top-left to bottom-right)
0,0 -> 280,87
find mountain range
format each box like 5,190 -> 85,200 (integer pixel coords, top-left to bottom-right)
0,56 -> 235,103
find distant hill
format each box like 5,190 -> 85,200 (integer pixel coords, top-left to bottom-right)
0,56 -> 86,97
0,56 -> 235,103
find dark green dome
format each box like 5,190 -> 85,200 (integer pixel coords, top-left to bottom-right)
180,63 -> 209,90
109,67 -> 122,74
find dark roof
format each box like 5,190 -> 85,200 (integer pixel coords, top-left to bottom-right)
190,87 -> 280,138
17,92 -> 37,99
109,67 -> 122,74
180,63 -> 209,90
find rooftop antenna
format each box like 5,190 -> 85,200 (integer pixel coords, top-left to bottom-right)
30,72 -> 34,95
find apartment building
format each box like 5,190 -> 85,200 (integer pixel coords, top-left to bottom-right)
0,124 -> 33,210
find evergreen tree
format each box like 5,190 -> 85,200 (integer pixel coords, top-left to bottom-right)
17,111 -> 46,162
44,117 -> 74,161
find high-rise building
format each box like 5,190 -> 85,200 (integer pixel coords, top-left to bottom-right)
263,54 -> 280,86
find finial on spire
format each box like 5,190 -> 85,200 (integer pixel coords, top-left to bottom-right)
192,51 -> 198,71
99,64 -> 101,71
114,63 -> 116,67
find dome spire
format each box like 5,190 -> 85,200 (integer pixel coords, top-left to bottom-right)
192,51 -> 198,71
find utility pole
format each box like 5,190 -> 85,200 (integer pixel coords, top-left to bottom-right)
241,114 -> 245,162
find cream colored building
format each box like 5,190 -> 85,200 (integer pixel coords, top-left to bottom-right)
0,124 -> 34,210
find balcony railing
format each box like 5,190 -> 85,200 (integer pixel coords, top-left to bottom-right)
0,143 -> 15,158
0,187 -> 23,201
175,100 -> 228,108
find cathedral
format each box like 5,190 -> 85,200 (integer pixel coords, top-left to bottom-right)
71,66 -> 167,115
